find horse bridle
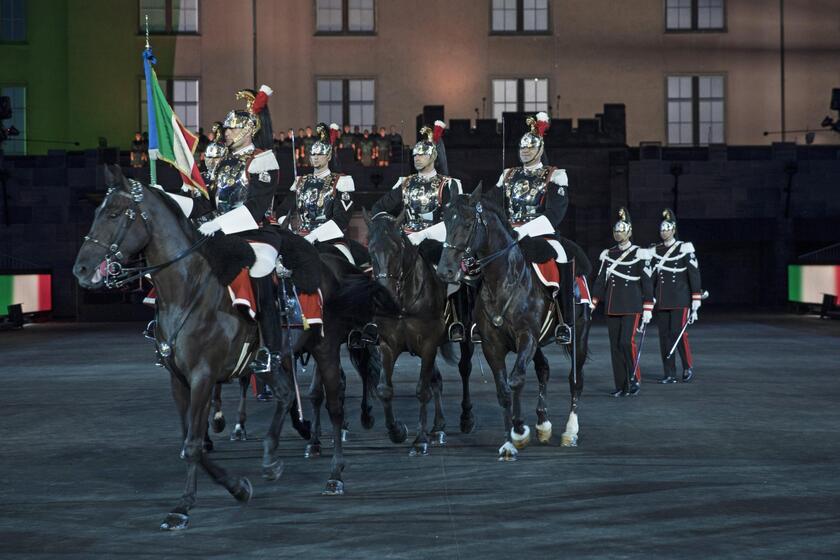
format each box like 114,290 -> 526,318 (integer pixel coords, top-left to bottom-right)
369,213 -> 415,306
82,179 -> 209,288
442,202 -> 517,277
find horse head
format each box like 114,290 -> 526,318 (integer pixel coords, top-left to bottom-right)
437,183 -> 490,284
73,165 -> 153,290
366,208 -> 409,301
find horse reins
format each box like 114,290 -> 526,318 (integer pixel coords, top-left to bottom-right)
443,202 -> 518,277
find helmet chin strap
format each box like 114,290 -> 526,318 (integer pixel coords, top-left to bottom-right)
228,127 -> 253,151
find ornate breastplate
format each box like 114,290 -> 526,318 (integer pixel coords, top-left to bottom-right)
503,166 -> 552,225
296,173 -> 337,233
214,154 -> 250,214
402,174 -> 446,232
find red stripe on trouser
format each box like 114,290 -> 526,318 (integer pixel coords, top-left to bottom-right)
576,276 -> 591,301
631,313 -> 641,381
835,267 -> 840,306
250,374 -> 259,398
681,308 -> 693,368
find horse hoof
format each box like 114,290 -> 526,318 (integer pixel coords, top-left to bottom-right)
536,421 -> 552,444
341,429 -> 350,443
203,438 -> 214,453
160,512 -> 189,531
360,409 -> 375,430
511,425 -> 531,450
323,479 -> 345,496
233,477 -> 253,503
431,431 -> 447,447
230,424 -> 246,441
304,444 -> 321,459
498,441 -> 518,462
262,460 -> 285,482
409,443 -> 430,457
211,412 -> 226,434
561,433 -> 579,447
460,414 -> 476,434
388,423 -> 408,444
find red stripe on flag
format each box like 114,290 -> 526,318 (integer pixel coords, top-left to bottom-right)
38,274 -> 52,312
835,267 -> 840,306
177,120 -> 198,152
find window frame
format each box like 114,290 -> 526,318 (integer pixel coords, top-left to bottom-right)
140,77 -> 201,133
664,0 -> 726,33
314,0 -> 376,36
1,84 -> 27,155
665,73 -> 726,146
0,0 -> 27,43
315,77 -> 376,131
491,77 -> 550,123
138,0 -> 200,36
489,0 -> 551,36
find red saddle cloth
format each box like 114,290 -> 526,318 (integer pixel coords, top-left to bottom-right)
529,261 -> 592,305
297,290 -> 323,327
143,269 -> 258,320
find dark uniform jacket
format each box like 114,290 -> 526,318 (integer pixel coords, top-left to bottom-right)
592,244 -> 655,315
650,241 -> 702,309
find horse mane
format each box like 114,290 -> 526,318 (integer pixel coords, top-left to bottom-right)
452,190 -> 517,240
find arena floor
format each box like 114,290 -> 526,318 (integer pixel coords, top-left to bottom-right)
1,313 -> 838,559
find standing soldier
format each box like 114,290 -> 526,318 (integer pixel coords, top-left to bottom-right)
591,208 -> 655,397
651,208 -> 702,383
375,127 -> 390,167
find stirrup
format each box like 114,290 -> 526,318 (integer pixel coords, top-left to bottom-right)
347,329 -> 364,349
554,323 -> 572,345
448,322 -> 465,342
249,347 -> 271,374
360,322 -> 379,345
469,323 -> 482,344
143,319 -> 156,340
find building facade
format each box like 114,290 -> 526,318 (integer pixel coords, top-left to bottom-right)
2,0 -> 840,154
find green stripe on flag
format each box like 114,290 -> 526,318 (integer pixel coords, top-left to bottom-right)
788,265 -> 802,302
0,275 -> 12,310
148,68 -> 176,164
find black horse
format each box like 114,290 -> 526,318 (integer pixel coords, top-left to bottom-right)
437,185 -> 591,460
73,166 -> 382,530
364,210 -> 476,455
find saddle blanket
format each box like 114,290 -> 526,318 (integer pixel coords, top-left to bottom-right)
144,268 -> 258,320
529,261 -> 592,304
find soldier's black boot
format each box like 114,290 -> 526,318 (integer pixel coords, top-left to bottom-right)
250,275 -> 280,373
628,380 -> 641,395
682,368 -> 694,382
553,283 -> 573,345
658,374 -> 678,384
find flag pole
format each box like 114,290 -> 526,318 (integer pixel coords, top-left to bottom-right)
144,14 -> 158,186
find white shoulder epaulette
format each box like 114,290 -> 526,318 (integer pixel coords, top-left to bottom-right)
680,241 -> 695,254
248,150 -> 279,173
599,248 -> 609,260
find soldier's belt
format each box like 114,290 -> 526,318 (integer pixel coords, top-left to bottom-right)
657,265 -> 686,273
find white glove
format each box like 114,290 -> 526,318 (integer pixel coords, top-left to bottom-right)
198,220 -> 222,237
689,309 -> 699,324
589,299 -> 598,312
691,300 -> 701,311
642,310 -> 652,324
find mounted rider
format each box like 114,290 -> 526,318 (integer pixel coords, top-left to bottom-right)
191,85 -> 321,374
275,123 -> 367,267
370,121 -> 470,341
650,208 -> 702,383
494,112 -> 574,345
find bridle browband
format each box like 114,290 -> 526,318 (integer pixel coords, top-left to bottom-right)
82,179 -> 210,288
369,212 -> 416,307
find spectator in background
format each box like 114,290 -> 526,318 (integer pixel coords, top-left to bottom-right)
375,127 -> 390,167
340,124 -> 355,151
300,126 -> 315,169
130,132 -> 147,168
358,129 -> 375,167
273,130 -> 286,151
389,125 -> 403,162
196,127 -> 209,159
296,127 -> 306,167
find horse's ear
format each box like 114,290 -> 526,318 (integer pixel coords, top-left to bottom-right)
362,207 -> 372,226
395,208 -> 406,227
102,164 -> 115,186
469,182 -> 483,205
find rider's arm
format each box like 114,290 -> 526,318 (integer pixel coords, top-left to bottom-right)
370,178 -> 405,216
543,169 -> 569,230
590,249 -> 609,308
328,175 -> 355,232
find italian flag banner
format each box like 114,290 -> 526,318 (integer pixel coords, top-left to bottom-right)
0,274 -> 52,314
143,47 -> 208,198
788,265 -> 840,305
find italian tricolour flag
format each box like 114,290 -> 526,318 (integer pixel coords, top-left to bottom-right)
0,274 -> 51,314
143,47 -> 207,198
788,265 -> 840,305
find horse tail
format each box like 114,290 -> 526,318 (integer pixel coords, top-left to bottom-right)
438,341 -> 458,366
560,238 -> 592,278
348,344 -> 382,402
325,274 -> 400,322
